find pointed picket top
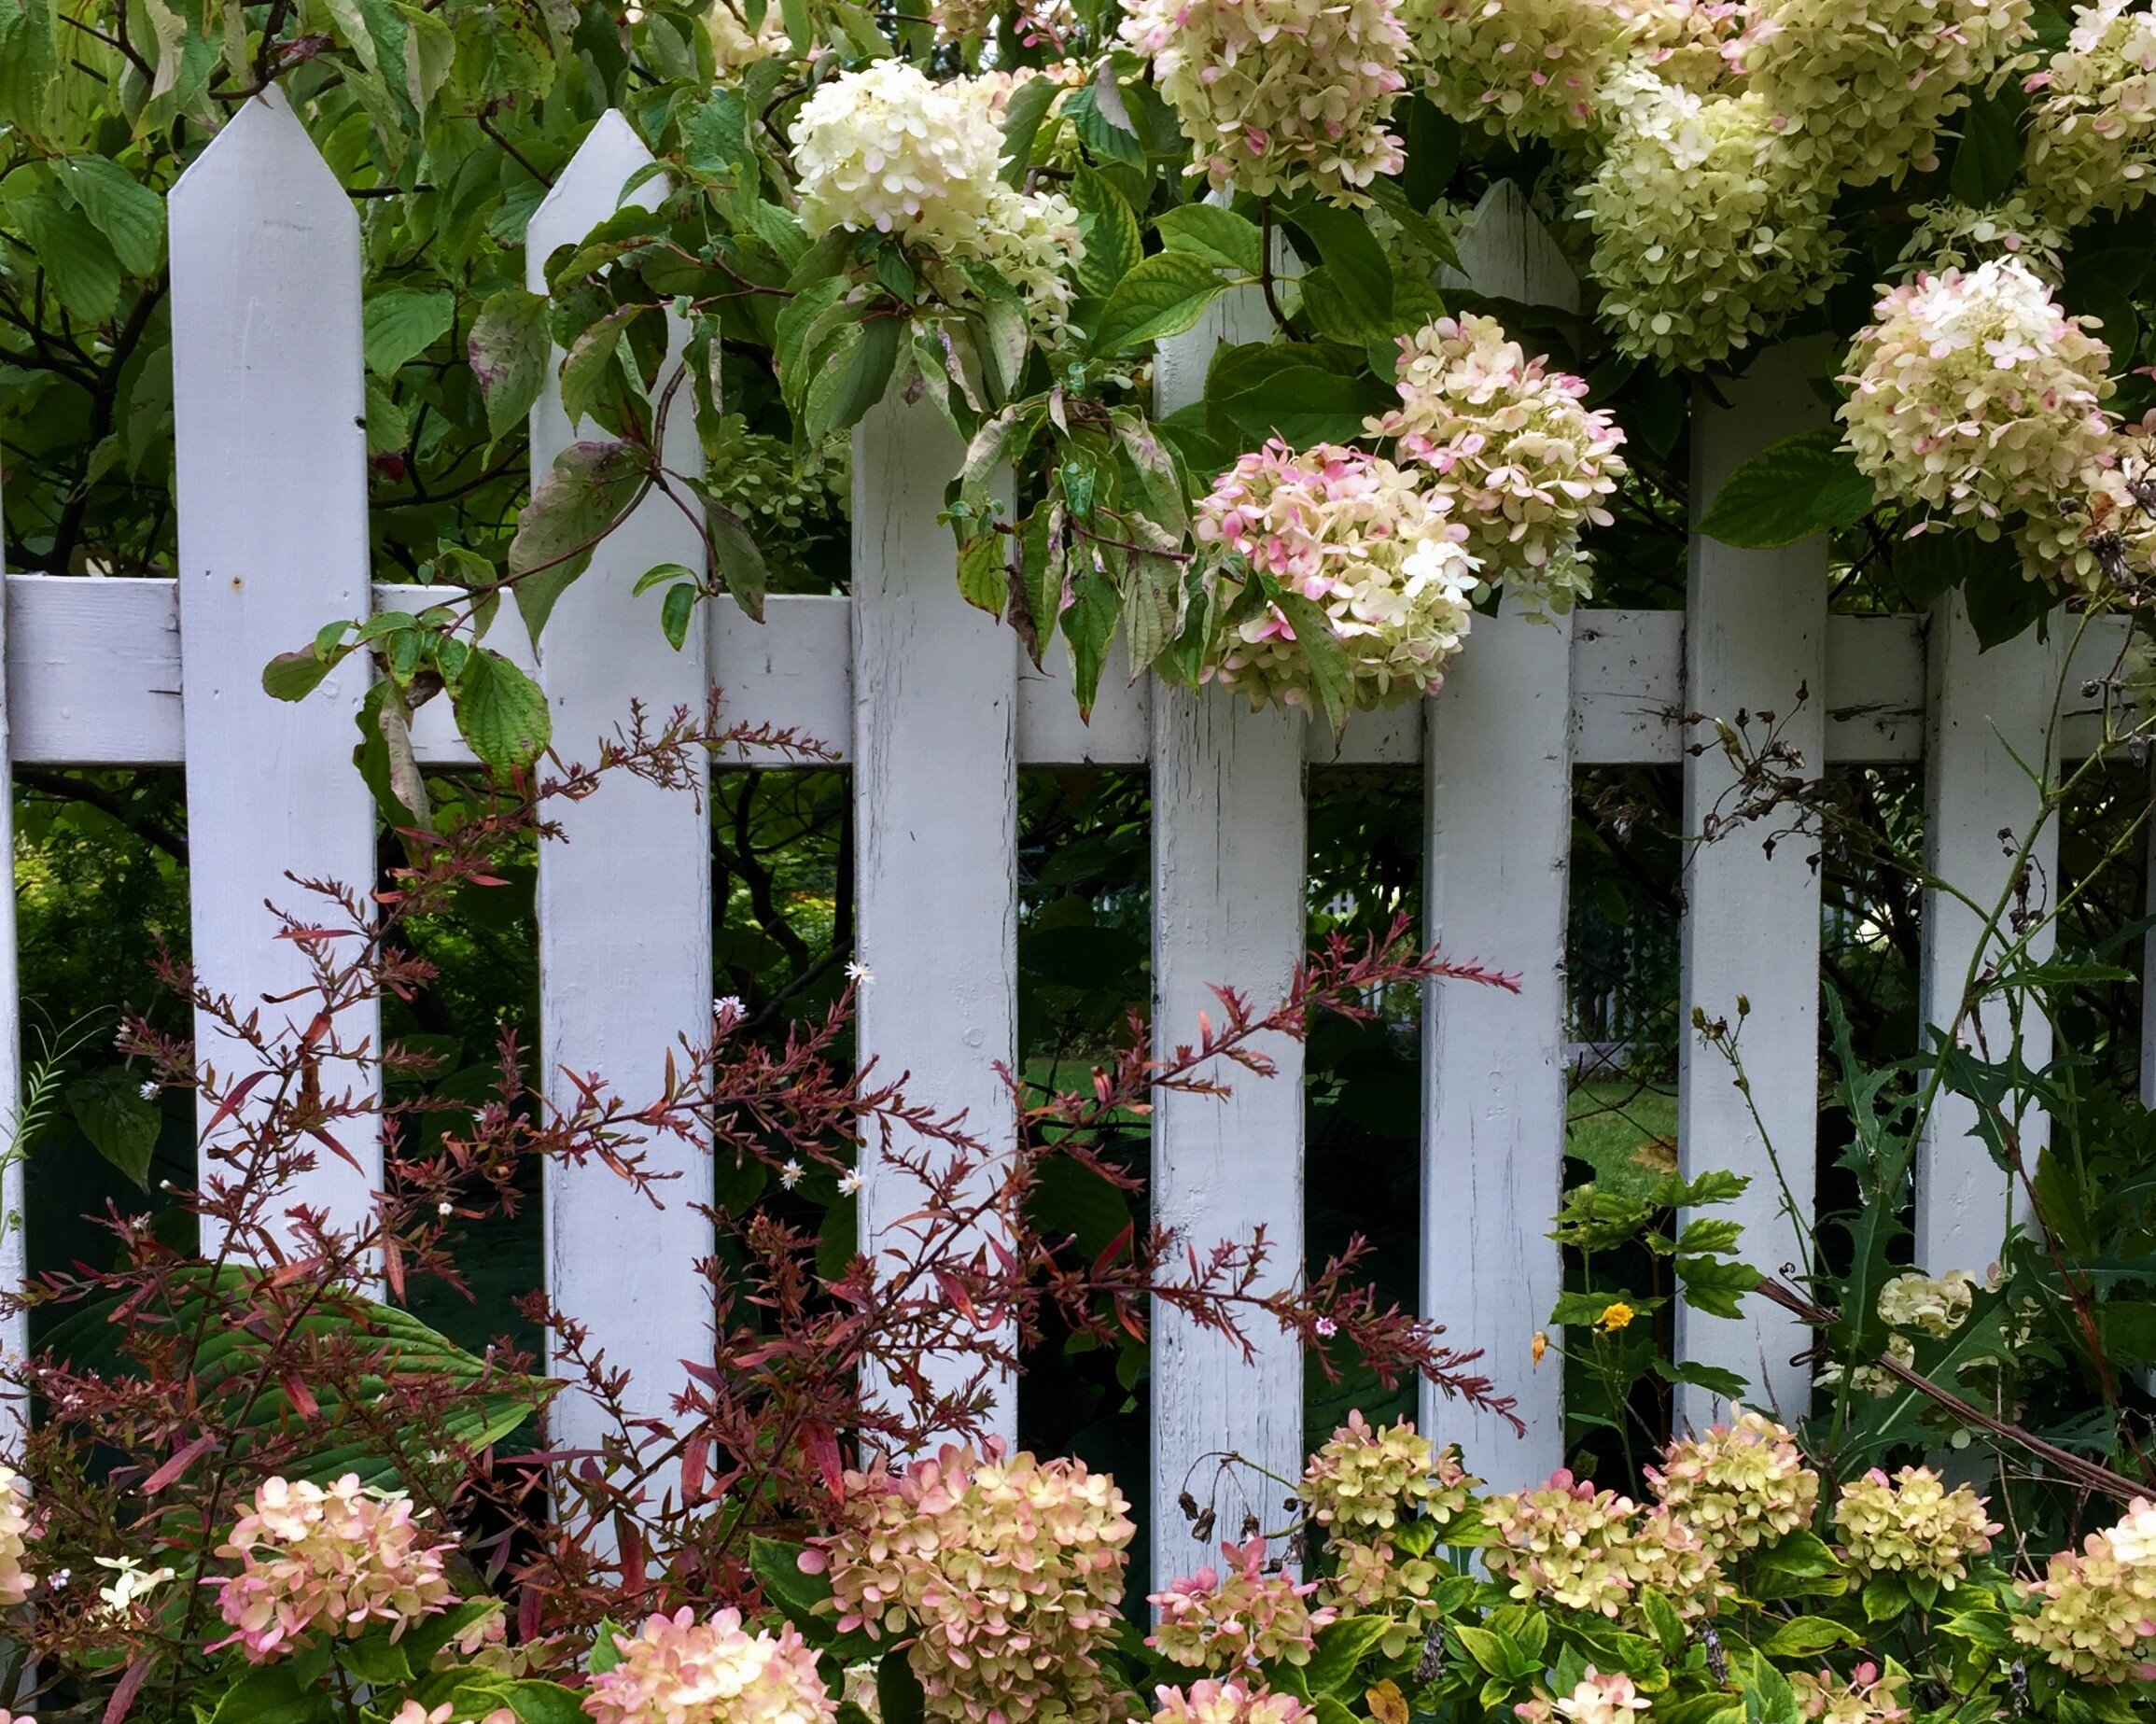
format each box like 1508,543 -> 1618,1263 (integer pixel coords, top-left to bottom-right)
1443,180 -> 1578,314
170,83 -> 352,234
527,110 -> 661,271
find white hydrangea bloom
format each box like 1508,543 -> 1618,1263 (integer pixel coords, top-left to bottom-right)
1365,313 -> 1626,610
1876,1268 -> 1977,1338
1119,0 -> 1411,203
1838,259 -> 2116,546
1575,69 -> 1838,367
1733,0 -> 2033,189
706,1 -> 789,73
1196,442 -> 1482,711
1401,0 -> 1635,141
2025,0 -> 2156,229
1896,195 -> 2068,278
791,62 -> 1004,254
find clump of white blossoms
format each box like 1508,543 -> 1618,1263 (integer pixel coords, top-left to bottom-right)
1366,312 -> 1627,612
2024,0 -> 2156,230
1731,0 -> 2034,189
1401,0 -> 1635,143
1576,68 -> 1838,367
1645,1409 -> 1821,1560
1832,1466 -> 1999,1588
1196,442 -> 1481,712
1838,259 -> 2116,551
706,1 -> 788,72
789,64 -> 1085,328
1118,0 -> 1410,203
1876,1268 -> 1977,1338
1896,195 -> 2068,279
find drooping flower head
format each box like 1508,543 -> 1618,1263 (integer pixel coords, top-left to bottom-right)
0,1466 -> 31,1609
584,1608 -> 836,1724
1197,446 -> 1482,713
1119,0 -> 1411,203
212,1475 -> 455,1662
1149,1537 -> 1337,1670
1876,1269 -> 1978,1338
1645,1409 -> 1820,1559
2010,1498 -> 2156,1683
1831,1466 -> 1998,1588
1368,312 -> 1626,612
808,1441 -> 1134,1724
2025,0 -> 2156,229
1839,259 -> 2116,545
707,2 -> 789,72
1732,0 -> 2035,189
1789,1661 -> 1911,1724
1576,69 -> 1838,367
1151,1682 -> 1312,1724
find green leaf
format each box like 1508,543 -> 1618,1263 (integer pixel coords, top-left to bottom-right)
876,1650 -> 926,1724
559,305 -> 637,424
1951,86 -> 2023,207
364,287 -> 455,378
469,287 -> 551,442
451,647 -> 551,774
18,189 -> 120,324
1155,203 -> 1263,277
957,531 -> 1007,617
1065,78 -> 1142,166
750,1536 -> 833,1634
507,439 -> 650,643
1071,167 -> 1141,301
1399,94 -> 1461,209
999,71 -> 1060,185
804,315 -> 901,441
55,155 -> 163,277
659,582 -> 696,651
1216,364 -> 1390,447
1699,427 -> 1874,549
67,1068 -> 161,1187
492,1681 -> 587,1724
1093,251 -> 1229,356
1303,1615 -> 1396,1696
208,1662 -> 334,1724
1757,1615 -> 1860,1659
707,502 -> 770,622
1963,545 -> 2062,647
1272,590 -> 1353,734
1674,1254 -> 1762,1319
1281,200 -> 1391,326
262,646 -> 346,703
335,1633 -> 413,1687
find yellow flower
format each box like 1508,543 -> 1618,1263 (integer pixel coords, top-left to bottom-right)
1597,1302 -> 1636,1334
1531,1330 -> 1550,1367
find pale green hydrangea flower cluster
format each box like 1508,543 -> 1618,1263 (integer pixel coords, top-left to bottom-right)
789,65 -> 1085,330
1118,0 -> 1410,203
1730,0 -> 2034,189
1195,441 -> 1481,711
1297,1413 -> 1475,1644
2025,0 -> 2156,230
1831,1466 -> 2000,1587
1645,1409 -> 1821,1559
0,1466 -> 29,1610
1482,1470 -> 1725,1624
1147,1536 -> 1336,1671
1876,1269 -> 1978,1338
1789,1661 -> 1912,1723
1838,259 -> 2117,560
807,1441 -> 1134,1724
2010,1497 -> 2156,1683
1365,313 -> 1628,612
584,1608 -> 837,1724
1895,196 -> 2069,279
1575,69 -> 1838,367
1512,1665 -> 1652,1724
1399,0 -> 1645,143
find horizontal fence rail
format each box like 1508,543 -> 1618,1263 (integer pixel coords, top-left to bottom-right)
2,105 -> 2147,1535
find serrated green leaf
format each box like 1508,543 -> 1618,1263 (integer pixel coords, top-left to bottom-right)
56,154 -> 163,276
1155,203 -> 1263,276
1699,426 -> 1873,549
451,647 -> 551,774
1071,167 -> 1141,301
1093,251 -> 1228,356
18,189 -> 120,324
469,287 -> 551,442
67,1067 -> 161,1187
364,286 -> 455,378
507,439 -> 650,642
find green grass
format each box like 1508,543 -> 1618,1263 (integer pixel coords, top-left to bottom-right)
1566,1080 -> 1678,1201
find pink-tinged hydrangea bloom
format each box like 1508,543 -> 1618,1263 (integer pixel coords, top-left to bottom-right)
2012,1497 -> 2156,1682
1368,313 -> 1626,611
1195,442 -> 1481,713
1832,1466 -> 1998,1587
1402,0 -> 1638,141
1645,1408 -> 1820,1559
0,1465 -> 33,1608
1118,0 -> 1410,203
1789,1661 -> 1910,1724
1576,68 -> 1838,367
1732,0 -> 2034,189
1839,259 -> 2116,549
212,1475 -> 455,1662
1148,1537 -> 1337,1670
2025,0 -> 2156,229
1484,1470 -> 1727,1623
1151,1680 -> 1312,1724
1298,1411 -> 1477,1535
1513,1666 -> 1651,1724
807,1441 -> 1133,1724
1896,196 -> 2068,280
583,1608 -> 835,1724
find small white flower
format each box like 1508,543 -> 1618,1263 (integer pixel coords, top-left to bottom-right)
845,961 -> 875,987
713,995 -> 745,1026
138,1080 -> 157,1100
47,1568 -> 69,1590
1313,1317 -> 1338,1338
95,1555 -> 175,1616
779,1159 -> 805,1191
838,1170 -> 863,1198
437,1200 -> 454,1217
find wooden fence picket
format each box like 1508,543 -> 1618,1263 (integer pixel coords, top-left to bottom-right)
167,88 -> 380,1259
527,114 -> 715,1450
849,388 -> 1020,1444
1915,596 -> 2059,1273
1421,184 -> 1580,1486
1676,343 -> 1831,1427
0,495 -> 21,1391
1151,282 -> 1309,1581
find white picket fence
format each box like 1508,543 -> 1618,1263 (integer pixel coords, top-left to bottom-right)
0,93 -> 2132,1584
